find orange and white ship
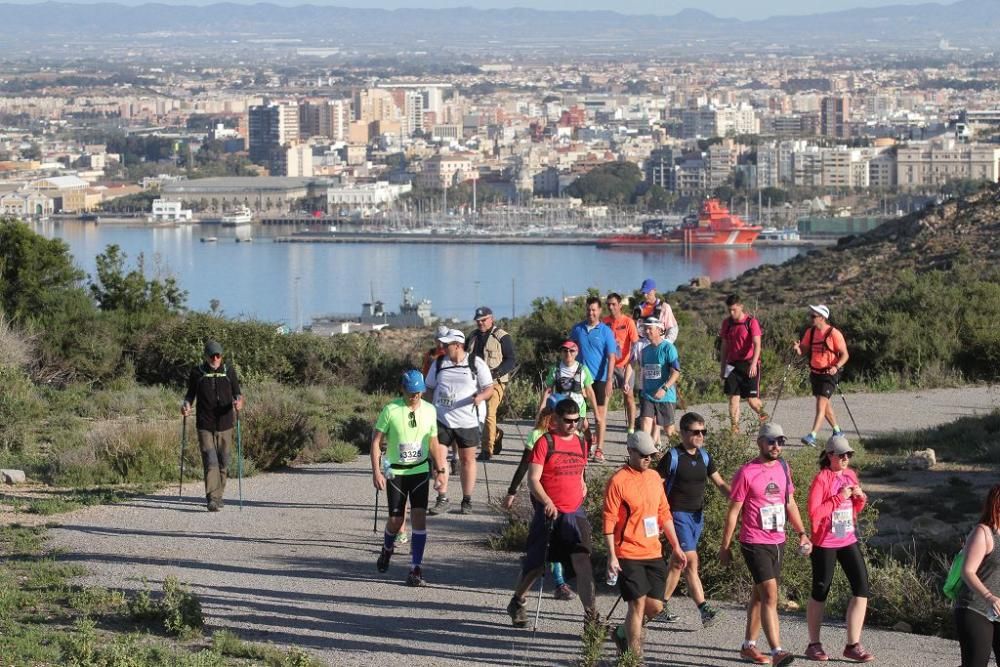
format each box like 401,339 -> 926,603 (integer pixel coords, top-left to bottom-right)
597,199 -> 762,248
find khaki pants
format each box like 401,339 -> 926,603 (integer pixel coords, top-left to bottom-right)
482,382 -> 505,454
197,428 -> 233,504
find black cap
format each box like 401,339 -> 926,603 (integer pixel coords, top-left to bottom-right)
204,340 -> 224,356
474,306 -> 493,321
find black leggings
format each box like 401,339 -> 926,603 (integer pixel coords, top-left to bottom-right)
810,542 -> 870,602
955,608 -> 1000,667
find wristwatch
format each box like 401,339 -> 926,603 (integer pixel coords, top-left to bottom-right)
435,468 -> 446,474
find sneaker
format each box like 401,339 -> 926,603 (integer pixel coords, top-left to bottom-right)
772,649 -> 795,667
406,566 -> 426,587
396,530 -> 409,545
612,624 -> 628,656
654,602 -> 679,623
801,433 -> 817,447
832,429 -> 845,437
376,547 -> 393,573
739,645 -> 771,665
207,501 -> 220,512
476,450 -> 492,462
460,498 -> 472,514
842,643 -> 875,663
553,583 -> 576,601
428,496 -> 450,516
507,595 -> 528,628
592,449 -> 606,463
494,429 -> 504,455
699,602 -> 721,627
805,643 -> 829,661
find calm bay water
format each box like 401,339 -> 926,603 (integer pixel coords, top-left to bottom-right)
31,220 -> 805,325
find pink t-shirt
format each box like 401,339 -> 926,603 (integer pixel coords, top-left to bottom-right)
720,316 -> 762,362
730,459 -> 794,546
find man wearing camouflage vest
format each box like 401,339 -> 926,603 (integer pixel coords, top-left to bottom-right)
466,306 -> 516,461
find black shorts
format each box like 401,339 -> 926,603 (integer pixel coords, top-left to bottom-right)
639,396 -> 675,426
724,360 -> 760,399
437,422 -> 480,449
522,500 -> 592,575
740,542 -> 783,584
612,366 -> 634,392
386,472 -> 430,517
618,558 -> 668,602
592,381 -> 608,406
810,371 -> 840,398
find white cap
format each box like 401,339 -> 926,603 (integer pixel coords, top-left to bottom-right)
437,328 -> 466,345
809,304 -> 830,319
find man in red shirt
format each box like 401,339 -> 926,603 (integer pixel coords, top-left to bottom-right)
603,292 -> 639,433
720,294 -> 767,431
506,398 -> 597,628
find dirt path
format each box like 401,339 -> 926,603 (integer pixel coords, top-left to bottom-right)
47,386 -> 999,666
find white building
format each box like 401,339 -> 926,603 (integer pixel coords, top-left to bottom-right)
150,199 -> 193,222
326,182 -> 412,216
896,139 -> 1000,188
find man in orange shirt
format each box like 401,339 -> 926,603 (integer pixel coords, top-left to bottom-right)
604,431 -> 687,660
603,293 -> 639,433
793,304 -> 849,447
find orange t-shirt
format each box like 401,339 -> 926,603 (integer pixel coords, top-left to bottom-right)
603,315 -> 638,367
603,465 -> 672,560
799,325 -> 847,372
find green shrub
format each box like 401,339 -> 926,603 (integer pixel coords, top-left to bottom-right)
315,441 -> 359,464
127,577 -> 203,638
488,517 -> 529,552
240,389 -> 314,470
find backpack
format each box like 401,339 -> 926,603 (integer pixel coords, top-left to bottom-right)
663,446 -> 711,496
717,315 -> 759,362
542,432 -> 587,462
551,363 -> 584,394
435,353 -> 480,383
805,326 -> 841,372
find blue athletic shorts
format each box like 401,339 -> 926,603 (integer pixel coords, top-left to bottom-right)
672,510 -> 704,553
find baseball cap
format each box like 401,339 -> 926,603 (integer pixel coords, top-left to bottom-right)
435,324 -> 450,338
640,278 -> 656,293
809,304 -> 830,319
560,340 -> 578,351
626,431 -> 658,456
401,369 -> 426,393
759,423 -> 785,440
641,316 -> 664,329
204,340 -> 224,356
825,434 -> 854,455
437,328 -> 466,345
474,306 -> 493,321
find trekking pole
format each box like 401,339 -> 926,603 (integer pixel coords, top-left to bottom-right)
769,355 -> 799,420
530,518 -> 555,644
236,412 -> 244,511
178,415 -> 187,499
475,403 -> 492,504
837,384 -> 864,442
373,489 -> 380,533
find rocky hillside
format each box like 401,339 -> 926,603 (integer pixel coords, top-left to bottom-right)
672,184 -> 1000,321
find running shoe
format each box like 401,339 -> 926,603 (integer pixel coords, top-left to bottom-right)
406,566 -> 426,587
772,649 -> 795,666
832,429 -> 845,437
476,450 -> 492,462
396,530 -> 409,545
460,498 -> 472,514
805,643 -> 829,661
494,428 -> 504,455
801,433 -> 817,447
376,547 -> 393,573
699,602 -> 721,627
842,644 -> 875,663
553,583 -> 576,600
653,602 -> 679,623
207,501 -> 220,512
507,595 -> 528,628
612,624 -> 628,656
592,449 -> 606,463
428,495 -> 450,515
739,645 -> 770,665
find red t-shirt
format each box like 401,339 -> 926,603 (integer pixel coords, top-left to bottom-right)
530,432 -> 588,513
720,315 -> 762,362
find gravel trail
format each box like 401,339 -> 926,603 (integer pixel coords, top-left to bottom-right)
48,386 -> 999,666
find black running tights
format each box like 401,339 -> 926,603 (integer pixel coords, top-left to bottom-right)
955,607 -> 1000,667
810,542 -> 870,602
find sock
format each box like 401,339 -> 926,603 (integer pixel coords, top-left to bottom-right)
410,530 -> 427,567
809,431 -> 817,438
551,561 -> 565,586
383,530 -> 397,552
771,647 -> 784,656
627,427 -> 635,434
697,601 -> 707,609
437,494 -> 448,501
742,640 -> 756,649
832,424 -> 841,433
462,495 -> 472,503
846,643 -> 858,649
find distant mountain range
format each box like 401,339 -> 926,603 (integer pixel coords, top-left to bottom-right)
1,0 -> 998,54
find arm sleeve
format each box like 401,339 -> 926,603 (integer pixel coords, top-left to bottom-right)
475,357 -> 494,389
657,481 -> 672,529
807,473 -> 833,526
507,447 -> 534,496
850,471 -> 867,514
425,361 -> 438,389
494,333 -> 517,378
228,366 -> 242,398
602,476 -> 622,535
184,368 -> 199,405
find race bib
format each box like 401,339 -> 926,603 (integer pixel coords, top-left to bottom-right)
642,364 -> 662,380
643,516 -> 659,538
436,392 -> 455,408
398,442 -> 422,464
759,504 -> 786,532
832,508 -> 854,539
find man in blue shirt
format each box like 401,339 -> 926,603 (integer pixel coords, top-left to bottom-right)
639,316 -> 681,446
570,296 -> 617,462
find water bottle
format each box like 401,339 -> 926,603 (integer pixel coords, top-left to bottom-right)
381,457 -> 394,480
606,569 -> 618,587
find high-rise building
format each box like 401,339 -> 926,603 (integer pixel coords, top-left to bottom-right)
248,102 -> 299,164
353,88 -> 396,124
821,97 -> 851,139
319,99 -> 350,141
645,147 -> 678,190
404,91 -> 425,137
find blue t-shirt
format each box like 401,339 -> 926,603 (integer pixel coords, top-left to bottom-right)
570,320 -> 618,382
640,340 -> 680,403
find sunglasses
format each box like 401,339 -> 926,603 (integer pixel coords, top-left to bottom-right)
809,313 -> 820,319
560,348 -> 577,353
766,437 -> 786,446
408,411 -> 416,428
685,429 -> 707,436
562,417 -> 581,424
637,453 -> 653,460
208,353 -> 222,359
832,451 -> 853,459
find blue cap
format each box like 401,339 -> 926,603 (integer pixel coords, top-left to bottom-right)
546,393 -> 568,410
640,278 -> 656,293
401,369 -> 426,393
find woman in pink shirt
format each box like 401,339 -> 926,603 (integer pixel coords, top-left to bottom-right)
805,435 -> 874,663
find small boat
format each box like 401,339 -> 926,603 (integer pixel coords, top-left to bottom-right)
221,207 -> 253,227
200,237 -> 218,243
597,199 -> 762,248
